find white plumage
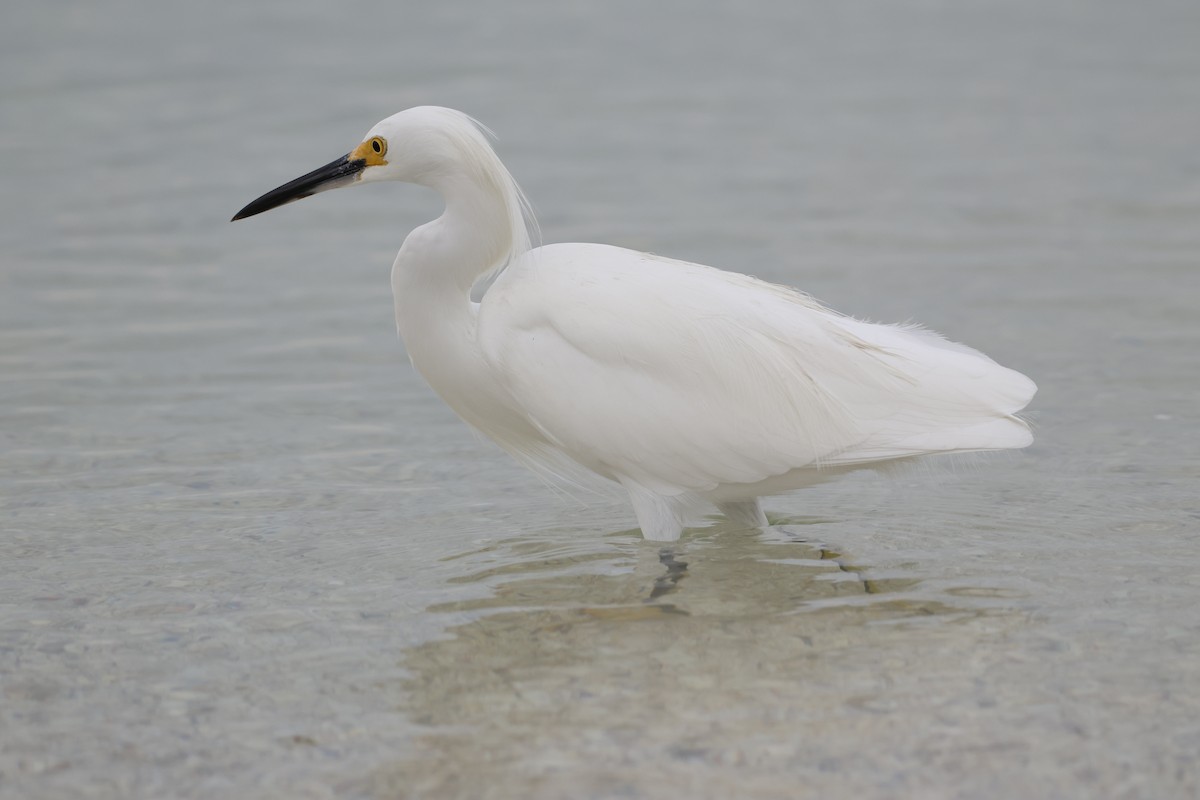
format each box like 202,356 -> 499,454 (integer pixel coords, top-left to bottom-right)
234,106 -> 1036,541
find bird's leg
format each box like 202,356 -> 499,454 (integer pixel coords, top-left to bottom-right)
621,480 -> 684,542
716,498 -> 768,529
648,548 -> 689,599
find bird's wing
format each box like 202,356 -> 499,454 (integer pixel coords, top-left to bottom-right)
481,244 -> 1035,495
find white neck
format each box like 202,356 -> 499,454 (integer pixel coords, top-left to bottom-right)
389,169 -> 523,433
397,173 -> 518,294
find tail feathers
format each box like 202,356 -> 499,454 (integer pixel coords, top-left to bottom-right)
829,415 -> 1032,466
827,320 -> 1038,464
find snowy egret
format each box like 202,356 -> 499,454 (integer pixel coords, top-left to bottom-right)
233,107 -> 1036,541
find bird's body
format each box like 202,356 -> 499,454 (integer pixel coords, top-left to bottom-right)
235,106 -> 1036,541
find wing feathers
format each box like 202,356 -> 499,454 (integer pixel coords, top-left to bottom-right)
481,244 -> 1036,494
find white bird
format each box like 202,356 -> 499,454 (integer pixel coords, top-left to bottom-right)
233,106 -> 1036,541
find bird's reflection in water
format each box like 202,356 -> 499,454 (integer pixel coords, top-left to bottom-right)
431,518 -> 914,620
369,522 -> 977,798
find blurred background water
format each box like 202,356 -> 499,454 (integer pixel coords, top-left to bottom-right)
2,1 -> 1199,798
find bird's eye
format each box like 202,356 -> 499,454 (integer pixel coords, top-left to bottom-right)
370,137 -> 386,156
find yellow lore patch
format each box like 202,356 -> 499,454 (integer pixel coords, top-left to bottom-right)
350,136 -> 389,166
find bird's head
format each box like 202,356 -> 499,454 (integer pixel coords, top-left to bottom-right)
231,106 -> 488,221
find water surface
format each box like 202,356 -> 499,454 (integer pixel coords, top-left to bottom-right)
2,1 -> 1199,798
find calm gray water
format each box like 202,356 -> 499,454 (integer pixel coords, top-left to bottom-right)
3,1 -> 1199,798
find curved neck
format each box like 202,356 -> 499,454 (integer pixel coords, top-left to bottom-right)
389,171 -> 521,431
400,173 -> 519,294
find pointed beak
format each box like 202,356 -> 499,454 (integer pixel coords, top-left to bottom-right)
231,154 -> 367,221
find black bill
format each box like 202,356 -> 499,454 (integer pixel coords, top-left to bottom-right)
231,154 -> 366,221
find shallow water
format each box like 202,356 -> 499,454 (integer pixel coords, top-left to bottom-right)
3,1 -> 1199,798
